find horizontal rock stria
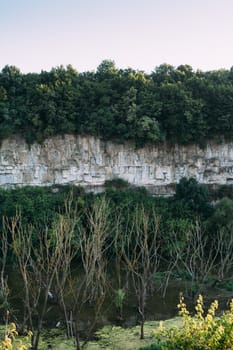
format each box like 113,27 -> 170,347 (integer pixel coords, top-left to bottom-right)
0,135 -> 232,195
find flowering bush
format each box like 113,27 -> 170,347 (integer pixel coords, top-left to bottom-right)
142,295 -> 233,350
0,315 -> 31,350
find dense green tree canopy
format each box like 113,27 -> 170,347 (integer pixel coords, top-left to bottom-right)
0,61 -> 233,145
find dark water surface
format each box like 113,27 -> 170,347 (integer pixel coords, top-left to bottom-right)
5,266 -> 232,336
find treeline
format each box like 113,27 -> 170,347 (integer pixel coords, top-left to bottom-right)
0,179 -> 211,234
0,179 -> 232,242
0,179 -> 232,274
0,61 -> 233,145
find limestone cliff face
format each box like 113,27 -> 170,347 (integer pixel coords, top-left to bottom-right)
0,134 -> 233,194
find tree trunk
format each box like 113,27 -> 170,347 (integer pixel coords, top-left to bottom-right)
74,318 -> 81,350
139,283 -> 146,340
139,304 -> 145,340
32,287 -> 50,349
140,317 -> 145,340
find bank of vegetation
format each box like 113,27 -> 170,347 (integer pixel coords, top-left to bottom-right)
0,179 -> 233,349
1,61 -> 233,145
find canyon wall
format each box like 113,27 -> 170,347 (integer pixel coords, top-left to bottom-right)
0,134 -> 233,195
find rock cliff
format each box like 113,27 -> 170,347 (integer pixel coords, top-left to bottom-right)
0,135 -> 233,195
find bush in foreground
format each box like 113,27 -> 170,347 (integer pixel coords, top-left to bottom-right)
0,316 -> 31,350
141,295 -> 233,350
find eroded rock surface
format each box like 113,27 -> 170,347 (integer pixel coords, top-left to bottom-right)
0,135 -> 233,195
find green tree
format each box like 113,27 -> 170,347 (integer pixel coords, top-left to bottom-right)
175,177 -> 212,217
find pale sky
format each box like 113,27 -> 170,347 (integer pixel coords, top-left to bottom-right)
1,0 -> 233,73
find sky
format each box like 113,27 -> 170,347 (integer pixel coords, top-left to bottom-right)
1,0 -> 233,74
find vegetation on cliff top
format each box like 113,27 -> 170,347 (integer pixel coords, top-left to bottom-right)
0,61 -> 233,145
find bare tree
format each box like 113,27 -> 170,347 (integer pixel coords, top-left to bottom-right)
79,196 -> 110,302
56,196 -> 111,350
0,218 -> 10,315
9,194 -> 77,350
169,220 -> 220,297
9,212 -> 34,334
112,210 -> 128,321
215,228 -> 233,282
121,206 -> 160,339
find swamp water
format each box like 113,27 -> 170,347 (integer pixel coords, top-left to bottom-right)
4,266 -> 233,342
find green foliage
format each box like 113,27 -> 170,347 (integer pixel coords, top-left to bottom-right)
175,177 -> 212,217
0,314 -> 32,349
0,185 -> 87,252
206,197 -> 233,248
139,344 -> 162,350
114,289 -> 125,309
104,178 -> 130,189
209,197 -> 233,228
216,184 -> 233,200
1,62 -> 233,145
217,280 -> 233,292
141,295 -> 233,350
